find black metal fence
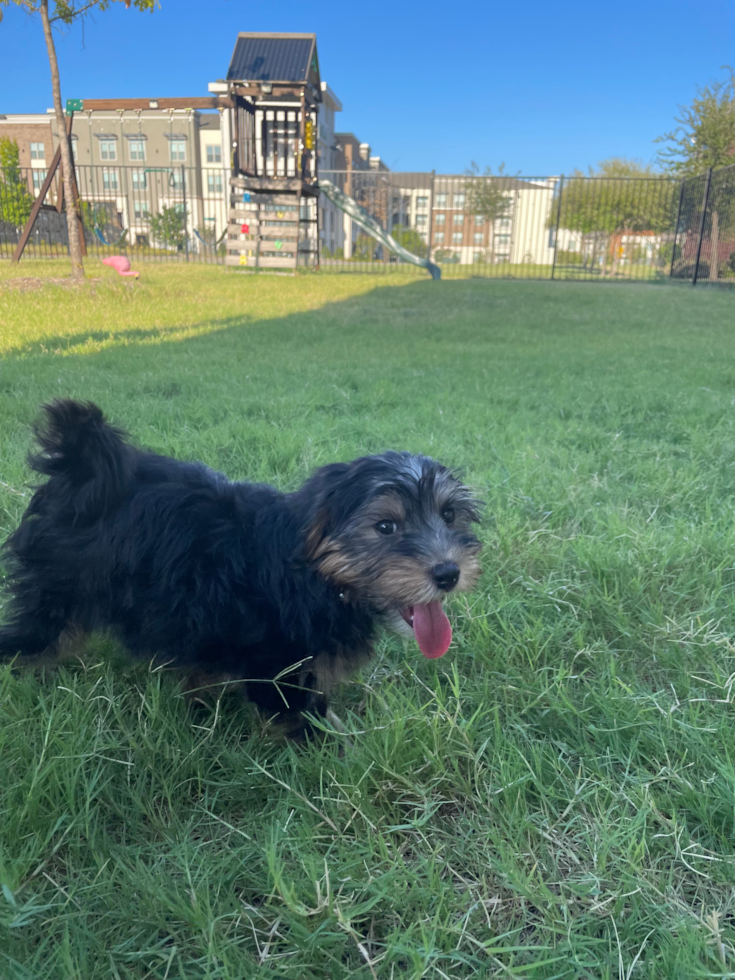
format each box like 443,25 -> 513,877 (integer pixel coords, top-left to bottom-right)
0,165 -> 228,263
1,159 -> 734,284
318,170 -> 681,281
671,165 -> 735,284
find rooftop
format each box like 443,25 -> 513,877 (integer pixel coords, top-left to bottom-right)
227,33 -> 321,94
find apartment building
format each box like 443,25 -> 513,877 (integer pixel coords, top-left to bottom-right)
430,177 -> 557,266
0,112 -> 54,195
0,108 -> 230,246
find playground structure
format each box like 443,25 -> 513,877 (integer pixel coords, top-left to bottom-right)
8,31 -> 438,276
220,33 -> 321,271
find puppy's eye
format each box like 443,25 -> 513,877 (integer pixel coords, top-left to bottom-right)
442,507 -> 455,525
376,520 -> 397,536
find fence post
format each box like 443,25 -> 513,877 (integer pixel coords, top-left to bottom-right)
692,167 -> 712,286
428,170 -> 435,263
669,177 -> 686,279
550,174 -> 564,281
181,164 -> 189,262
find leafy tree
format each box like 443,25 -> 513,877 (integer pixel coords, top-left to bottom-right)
352,233 -> 377,261
656,69 -> 735,176
0,137 -> 33,228
464,163 -> 514,219
552,158 -> 678,276
390,226 -> 428,259
463,163 -> 516,262
149,206 -> 187,251
0,0 -> 155,278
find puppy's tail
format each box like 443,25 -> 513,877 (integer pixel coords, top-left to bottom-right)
28,399 -> 133,518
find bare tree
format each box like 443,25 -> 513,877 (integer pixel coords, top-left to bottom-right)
1,0 -> 155,279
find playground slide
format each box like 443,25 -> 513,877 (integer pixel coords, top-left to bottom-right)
319,179 -> 441,280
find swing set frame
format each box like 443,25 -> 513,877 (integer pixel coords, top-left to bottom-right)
12,95 -> 233,264
11,111 -> 87,263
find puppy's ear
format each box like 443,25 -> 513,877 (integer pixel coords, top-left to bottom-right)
302,463 -> 351,560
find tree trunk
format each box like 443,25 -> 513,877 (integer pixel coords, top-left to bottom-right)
40,0 -> 84,279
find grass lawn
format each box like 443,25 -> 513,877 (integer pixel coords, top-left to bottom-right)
2,263 -> 735,978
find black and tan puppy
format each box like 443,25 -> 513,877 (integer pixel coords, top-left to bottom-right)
0,401 -> 482,738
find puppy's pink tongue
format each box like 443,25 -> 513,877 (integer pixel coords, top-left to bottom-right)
413,602 -> 453,659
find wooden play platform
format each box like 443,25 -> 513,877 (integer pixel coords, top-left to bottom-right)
223,33 -> 321,271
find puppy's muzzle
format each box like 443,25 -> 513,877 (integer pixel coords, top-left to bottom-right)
431,561 -> 461,592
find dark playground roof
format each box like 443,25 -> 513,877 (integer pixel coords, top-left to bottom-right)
227,33 -> 321,92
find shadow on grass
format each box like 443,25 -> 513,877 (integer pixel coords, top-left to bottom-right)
5,276 -> 499,358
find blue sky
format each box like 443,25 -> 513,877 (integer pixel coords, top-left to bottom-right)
1,0 -> 733,175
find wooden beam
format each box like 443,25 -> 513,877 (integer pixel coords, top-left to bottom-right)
13,114 -> 86,262
12,144 -> 62,262
81,96 -> 234,111
232,85 -> 305,101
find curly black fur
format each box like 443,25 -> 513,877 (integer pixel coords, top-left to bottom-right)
1,400 -> 482,739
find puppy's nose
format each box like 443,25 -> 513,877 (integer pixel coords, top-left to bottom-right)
431,561 -> 460,592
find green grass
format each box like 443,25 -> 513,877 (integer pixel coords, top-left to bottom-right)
2,263 -> 735,978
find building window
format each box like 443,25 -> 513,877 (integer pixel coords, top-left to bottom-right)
498,217 -> 511,229
474,232 -> 484,244
454,193 -> 465,207
496,234 -> 511,246
452,232 -> 463,244
99,140 -> 117,161
170,169 -> 186,189
435,213 -> 445,226
206,145 -> 222,164
70,140 -> 78,161
434,231 -> 445,244
415,214 -> 427,226
30,142 -> 45,160
170,140 -> 186,162
128,140 -> 146,162
416,196 -> 428,209
131,169 -> 147,190
453,214 -> 464,226
435,193 -> 447,207
102,168 -> 119,191
31,169 -> 47,193
475,214 -> 484,226
134,201 -> 149,221
207,172 -> 223,194
473,252 -> 484,263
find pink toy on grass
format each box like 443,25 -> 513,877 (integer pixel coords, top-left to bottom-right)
102,255 -> 140,279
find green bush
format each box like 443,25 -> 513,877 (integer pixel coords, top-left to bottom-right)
0,137 -> 33,229
390,226 -> 428,259
149,206 -> 187,251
